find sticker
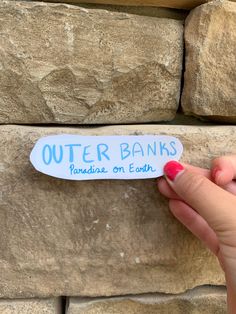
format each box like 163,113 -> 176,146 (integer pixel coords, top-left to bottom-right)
30,135 -> 183,180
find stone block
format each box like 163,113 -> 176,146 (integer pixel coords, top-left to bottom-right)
67,286 -> 227,313
0,1 -> 183,124
0,299 -> 61,314
182,0 -> 236,122
0,125 -> 228,297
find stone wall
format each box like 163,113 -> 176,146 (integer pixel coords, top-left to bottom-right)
67,286 -> 227,314
0,0 -> 234,312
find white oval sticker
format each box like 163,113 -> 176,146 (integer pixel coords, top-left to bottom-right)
30,135 -> 183,180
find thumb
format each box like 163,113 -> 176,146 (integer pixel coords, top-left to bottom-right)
163,161 -> 236,234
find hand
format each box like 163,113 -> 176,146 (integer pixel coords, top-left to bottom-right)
157,156 -> 236,313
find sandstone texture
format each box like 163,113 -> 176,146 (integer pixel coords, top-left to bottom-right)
0,299 -> 61,314
182,0 -> 236,122
67,286 -> 227,314
0,124 -> 230,298
0,1 -> 183,124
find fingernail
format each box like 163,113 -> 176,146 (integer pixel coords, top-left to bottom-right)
164,161 -> 184,181
212,166 -> 222,182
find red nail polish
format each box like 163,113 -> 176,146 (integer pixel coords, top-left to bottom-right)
164,161 -> 184,181
212,166 -> 221,182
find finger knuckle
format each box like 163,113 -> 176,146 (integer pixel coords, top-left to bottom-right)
181,173 -> 206,196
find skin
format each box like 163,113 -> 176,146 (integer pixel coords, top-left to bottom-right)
158,156 -> 236,313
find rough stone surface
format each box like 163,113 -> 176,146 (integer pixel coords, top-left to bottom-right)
0,299 -> 61,314
182,0 -> 236,122
0,1 -> 183,124
0,125 -> 229,298
67,286 -> 227,314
